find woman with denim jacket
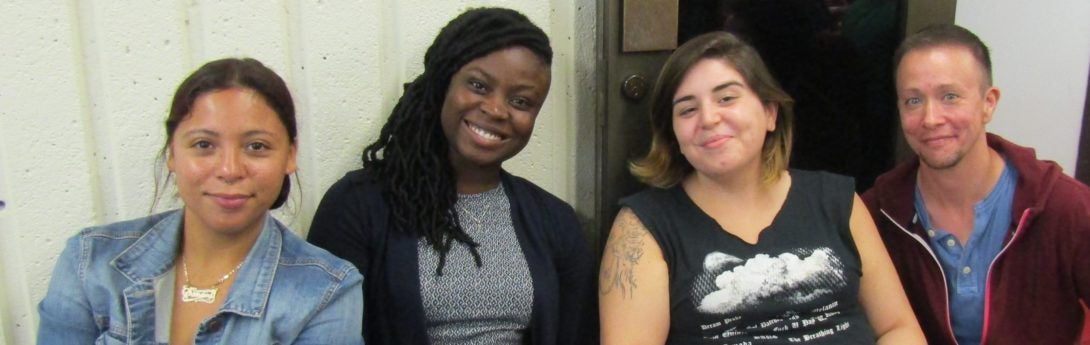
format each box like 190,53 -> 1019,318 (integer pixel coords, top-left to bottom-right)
37,58 -> 364,345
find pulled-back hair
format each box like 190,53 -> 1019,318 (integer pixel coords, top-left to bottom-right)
631,31 -> 794,188
157,58 -> 296,210
894,24 -> 993,87
362,7 -> 552,274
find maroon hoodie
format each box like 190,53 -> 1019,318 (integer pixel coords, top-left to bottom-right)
863,133 -> 1090,345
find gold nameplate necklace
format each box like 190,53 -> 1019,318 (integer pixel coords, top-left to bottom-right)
180,256 -> 245,304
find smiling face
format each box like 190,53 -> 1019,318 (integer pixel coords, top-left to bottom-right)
440,46 -> 551,178
896,44 -> 999,170
672,58 -> 777,180
167,87 -> 297,236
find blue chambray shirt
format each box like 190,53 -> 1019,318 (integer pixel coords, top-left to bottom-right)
914,161 -> 1017,345
37,210 -> 365,345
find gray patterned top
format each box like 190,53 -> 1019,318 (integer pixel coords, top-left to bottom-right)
417,184 -> 534,344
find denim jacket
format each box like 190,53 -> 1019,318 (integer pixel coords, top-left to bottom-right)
37,210 -> 364,345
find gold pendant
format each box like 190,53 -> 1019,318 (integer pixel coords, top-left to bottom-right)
181,284 -> 217,303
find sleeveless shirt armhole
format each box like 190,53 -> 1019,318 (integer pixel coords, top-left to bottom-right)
819,171 -> 864,269
618,191 -> 674,274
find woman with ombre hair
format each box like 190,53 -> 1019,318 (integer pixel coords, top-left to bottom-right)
599,32 -> 923,345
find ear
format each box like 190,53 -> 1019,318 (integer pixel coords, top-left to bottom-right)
982,86 -> 1000,124
285,143 -> 298,175
166,146 -> 175,172
764,103 -> 779,132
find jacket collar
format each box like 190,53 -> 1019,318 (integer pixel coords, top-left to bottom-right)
111,209 -> 283,318
874,133 -> 1061,230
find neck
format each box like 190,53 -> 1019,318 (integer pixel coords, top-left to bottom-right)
179,211 -> 262,274
917,143 -> 1003,209
687,165 -> 775,202
450,156 -> 501,194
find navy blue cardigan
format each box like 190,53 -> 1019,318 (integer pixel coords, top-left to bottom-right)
307,169 -> 597,345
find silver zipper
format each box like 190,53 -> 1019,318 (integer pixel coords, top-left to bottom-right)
880,209 -> 959,344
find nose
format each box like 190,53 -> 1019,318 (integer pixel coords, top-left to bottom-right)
217,149 -> 244,183
921,101 -> 944,128
699,101 -> 720,128
481,95 -> 508,119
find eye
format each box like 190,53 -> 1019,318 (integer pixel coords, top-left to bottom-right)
718,95 -> 737,104
192,140 -> 213,150
246,142 -> 270,152
942,93 -> 959,102
468,79 -> 487,93
903,97 -> 922,107
676,107 -> 696,118
509,97 -> 535,111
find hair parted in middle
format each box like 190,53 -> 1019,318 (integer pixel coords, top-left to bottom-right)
630,31 -> 794,188
360,7 -> 552,275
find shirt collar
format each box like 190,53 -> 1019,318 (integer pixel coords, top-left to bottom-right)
111,209 -> 283,318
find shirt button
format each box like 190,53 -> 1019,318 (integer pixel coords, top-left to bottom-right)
962,266 -> 972,275
946,239 -> 956,247
927,230 -> 936,237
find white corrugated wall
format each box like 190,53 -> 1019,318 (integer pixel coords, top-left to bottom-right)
0,1 -> 594,343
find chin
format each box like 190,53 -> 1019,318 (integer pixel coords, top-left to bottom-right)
919,154 -> 963,170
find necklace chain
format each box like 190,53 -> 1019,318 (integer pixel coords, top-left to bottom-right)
457,186 -> 502,230
182,255 -> 245,288
457,201 -> 490,229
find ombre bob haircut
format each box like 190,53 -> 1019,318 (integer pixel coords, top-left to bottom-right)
630,31 -> 794,188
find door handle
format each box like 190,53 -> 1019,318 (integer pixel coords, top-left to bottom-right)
622,74 -> 649,101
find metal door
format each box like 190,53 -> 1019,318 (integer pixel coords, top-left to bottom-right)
589,0 -> 956,249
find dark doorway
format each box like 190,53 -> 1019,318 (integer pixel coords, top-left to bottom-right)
679,0 -> 902,193
589,0 -> 956,249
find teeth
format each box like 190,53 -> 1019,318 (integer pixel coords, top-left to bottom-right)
469,123 -> 502,141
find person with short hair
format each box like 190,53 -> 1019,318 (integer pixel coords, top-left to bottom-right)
37,58 -> 364,345
862,24 -> 1090,345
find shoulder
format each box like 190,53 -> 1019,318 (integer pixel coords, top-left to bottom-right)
276,221 -> 363,284
1038,174 -> 1090,229
320,168 -> 382,204
311,168 -> 387,231
616,187 -> 682,240
502,172 -> 577,222
619,186 -> 675,212
79,211 -> 173,238
71,211 -> 178,253
790,169 -> 855,202
503,173 -> 568,207
863,159 -> 918,200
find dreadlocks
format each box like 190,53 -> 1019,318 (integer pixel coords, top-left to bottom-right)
361,7 -> 553,275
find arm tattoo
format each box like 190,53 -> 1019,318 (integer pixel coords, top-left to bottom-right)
600,211 -> 648,299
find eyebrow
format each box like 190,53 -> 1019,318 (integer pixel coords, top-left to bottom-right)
672,81 -> 743,106
181,129 -> 218,138
464,66 -> 495,82
180,129 -> 276,138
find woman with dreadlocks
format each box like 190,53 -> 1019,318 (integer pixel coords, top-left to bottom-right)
306,7 -> 596,345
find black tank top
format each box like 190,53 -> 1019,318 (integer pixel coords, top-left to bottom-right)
621,170 -> 874,344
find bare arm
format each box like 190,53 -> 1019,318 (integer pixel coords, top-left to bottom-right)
599,208 -> 670,345
850,194 -> 926,344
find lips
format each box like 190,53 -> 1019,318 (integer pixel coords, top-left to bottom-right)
701,134 -> 733,149
919,134 -> 956,147
208,193 -> 251,209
